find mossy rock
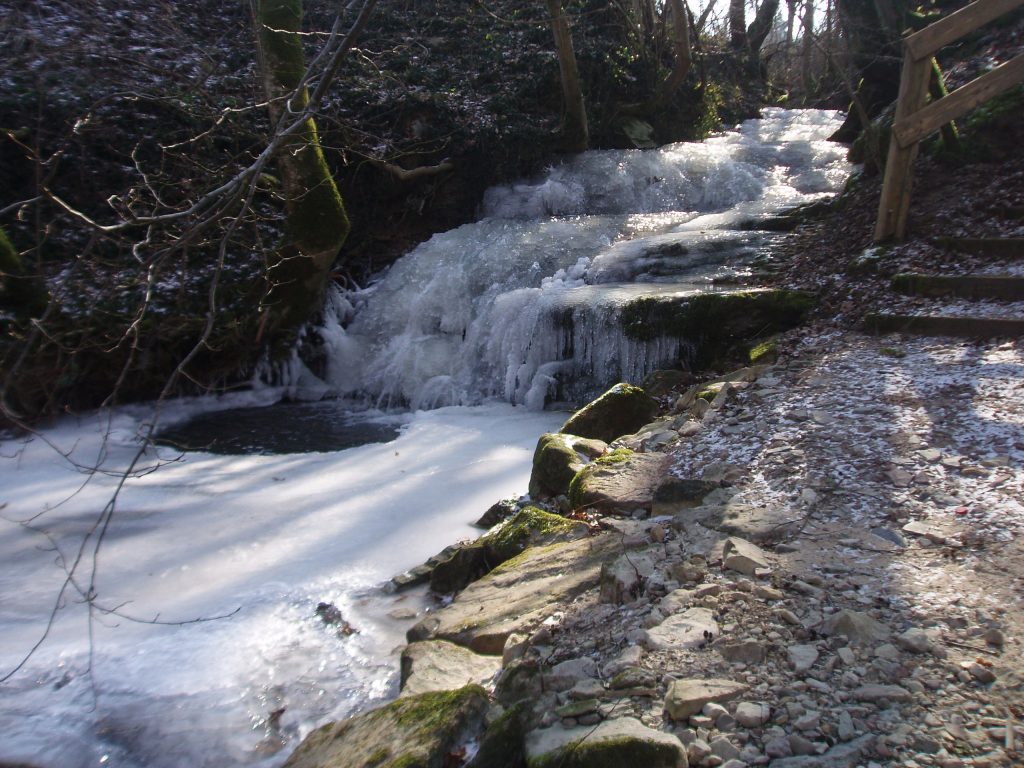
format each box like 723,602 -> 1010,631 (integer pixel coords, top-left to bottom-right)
472,703 -> 529,768
529,432 -> 609,498
524,718 -> 687,768
282,685 -> 488,768
429,507 -> 588,594
619,289 -> 813,371
559,383 -> 659,444
568,450 -> 668,514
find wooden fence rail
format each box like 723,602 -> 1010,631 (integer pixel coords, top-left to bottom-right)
874,0 -> 1024,242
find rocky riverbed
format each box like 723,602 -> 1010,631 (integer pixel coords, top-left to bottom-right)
278,322 -> 1024,768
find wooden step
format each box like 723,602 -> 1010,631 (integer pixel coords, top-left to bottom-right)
891,273 -> 1024,300
934,237 -> 1024,259
864,313 -> 1024,338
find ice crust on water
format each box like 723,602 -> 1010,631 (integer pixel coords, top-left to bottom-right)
0,402 -> 563,767
325,109 -> 851,410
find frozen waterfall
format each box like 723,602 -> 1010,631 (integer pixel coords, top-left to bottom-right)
316,108 -> 851,410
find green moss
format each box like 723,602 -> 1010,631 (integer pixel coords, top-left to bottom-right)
484,507 -> 580,561
257,0 -> 350,335
695,382 -> 724,401
473,703 -> 528,768
432,508 -> 585,593
391,685 -> 487,735
592,447 -> 633,465
568,449 -> 634,508
560,383 -> 658,443
527,735 -> 682,768
0,226 -> 22,275
366,746 -> 391,765
620,289 -> 813,371
748,338 -> 778,364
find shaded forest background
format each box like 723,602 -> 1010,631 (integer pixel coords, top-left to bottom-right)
1,0 -> 1019,422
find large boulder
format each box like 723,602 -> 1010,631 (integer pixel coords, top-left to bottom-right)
430,507 -> 589,594
559,383 -> 659,443
529,433 -> 608,498
399,641 -> 502,697
664,679 -> 747,720
409,534 -> 620,654
569,450 -> 669,514
282,685 -> 488,768
525,718 -> 688,768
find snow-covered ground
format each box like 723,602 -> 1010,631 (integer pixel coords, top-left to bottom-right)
0,399 -> 562,768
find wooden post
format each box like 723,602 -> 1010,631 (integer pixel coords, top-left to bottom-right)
874,52 -> 931,241
873,0 -> 1024,243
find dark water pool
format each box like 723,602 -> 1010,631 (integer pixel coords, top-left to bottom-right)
156,400 -> 405,455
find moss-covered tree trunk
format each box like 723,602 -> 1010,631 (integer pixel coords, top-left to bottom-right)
255,0 -> 350,333
545,0 -> 589,152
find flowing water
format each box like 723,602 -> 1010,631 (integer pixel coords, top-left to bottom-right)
0,109 -> 851,768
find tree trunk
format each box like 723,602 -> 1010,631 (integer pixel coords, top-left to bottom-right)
255,0 -> 351,332
801,0 -> 815,103
729,0 -> 748,49
545,0 -> 589,152
659,0 -> 693,98
830,0 -> 904,141
785,0 -> 796,45
747,0 -> 781,59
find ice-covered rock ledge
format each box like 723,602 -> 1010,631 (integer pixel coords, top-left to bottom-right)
281,330 -> 1024,768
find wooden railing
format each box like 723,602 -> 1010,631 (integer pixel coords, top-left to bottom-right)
874,0 -> 1024,242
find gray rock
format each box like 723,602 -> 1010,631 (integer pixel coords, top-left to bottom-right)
788,644 -> 819,673
765,735 -> 793,758
837,710 -> 855,741
525,717 -> 687,768
961,661 -> 996,684
869,527 -> 906,547
753,584 -> 785,601
703,702 -> 730,720
570,452 -> 670,514
664,678 -> 748,720
765,734 -> 875,767
714,638 -> 767,664
528,433 -> 609,498
794,711 -> 821,731
603,645 -> 644,677
710,735 -> 741,761
600,550 -> 659,604
789,733 -> 817,756
547,657 -> 598,691
722,537 -> 771,576
895,627 -> 932,654
688,738 -> 712,764
836,646 -> 856,666
734,701 -> 771,728
819,610 -> 891,646
399,640 -> 501,697
684,503 -> 803,543
407,534 -> 619,654
850,684 -> 913,703
644,607 -> 719,651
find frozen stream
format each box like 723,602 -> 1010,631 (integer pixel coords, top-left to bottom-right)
0,401 -> 563,767
0,108 -> 851,767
